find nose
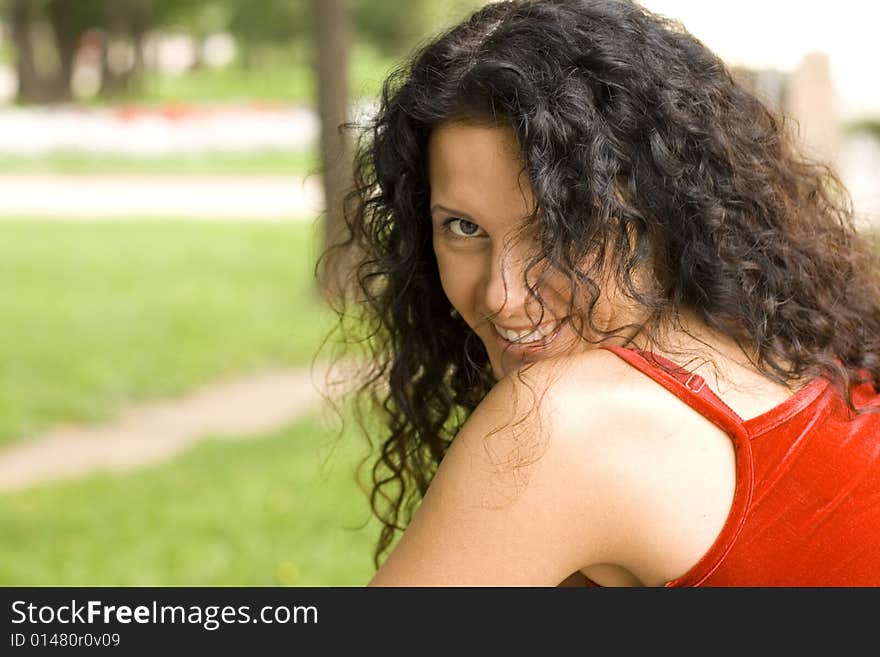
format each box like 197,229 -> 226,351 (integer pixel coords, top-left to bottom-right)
484,242 -> 540,322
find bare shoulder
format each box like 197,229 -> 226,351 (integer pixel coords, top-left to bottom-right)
496,349 -> 739,586
494,347 -> 687,447
368,348 -> 736,587
506,346 -> 727,444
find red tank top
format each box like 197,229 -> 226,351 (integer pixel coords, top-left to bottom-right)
594,344 -> 880,586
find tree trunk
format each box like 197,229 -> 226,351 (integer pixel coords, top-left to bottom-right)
128,0 -> 150,91
310,0 -> 356,303
46,0 -> 76,103
11,0 -> 41,104
100,0 -> 135,99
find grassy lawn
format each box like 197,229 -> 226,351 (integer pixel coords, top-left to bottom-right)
0,219 -> 336,446
0,410 -> 381,586
0,149 -> 319,176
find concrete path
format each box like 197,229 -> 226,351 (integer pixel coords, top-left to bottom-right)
0,104 -> 319,155
0,174 -> 324,220
0,364 -> 342,493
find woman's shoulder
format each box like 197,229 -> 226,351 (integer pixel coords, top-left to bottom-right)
494,347 -> 715,444
369,347 -> 737,585
488,348 -> 739,585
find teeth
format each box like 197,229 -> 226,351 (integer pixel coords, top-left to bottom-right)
496,322 -> 558,344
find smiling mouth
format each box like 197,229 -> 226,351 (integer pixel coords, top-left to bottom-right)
493,320 -> 558,343
492,318 -> 567,352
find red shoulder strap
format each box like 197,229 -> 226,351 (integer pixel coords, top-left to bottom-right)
598,344 -> 759,586
598,344 -> 748,439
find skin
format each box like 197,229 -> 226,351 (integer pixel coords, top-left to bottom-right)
426,120 -> 634,381
367,121 -> 803,587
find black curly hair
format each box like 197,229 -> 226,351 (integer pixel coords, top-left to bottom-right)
314,0 -> 880,568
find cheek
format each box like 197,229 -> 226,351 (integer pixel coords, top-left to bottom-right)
433,247 -> 481,318
539,270 -> 578,313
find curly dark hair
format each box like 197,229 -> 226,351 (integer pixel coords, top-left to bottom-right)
314,0 -> 880,569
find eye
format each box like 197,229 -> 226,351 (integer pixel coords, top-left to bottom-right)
443,217 -> 485,239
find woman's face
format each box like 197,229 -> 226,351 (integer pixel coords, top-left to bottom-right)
428,120 -> 625,380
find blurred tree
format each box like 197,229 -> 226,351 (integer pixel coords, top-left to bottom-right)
7,0 -> 43,102
45,0 -> 77,100
7,0 -> 101,103
352,0 -> 483,56
151,0 -> 233,36
100,0 -> 150,98
310,0 -> 354,301
1,0 -> 486,105
150,0 -> 306,69
227,0 -> 307,68
3,0 -> 152,103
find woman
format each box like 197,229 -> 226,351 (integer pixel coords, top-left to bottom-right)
316,0 -> 880,586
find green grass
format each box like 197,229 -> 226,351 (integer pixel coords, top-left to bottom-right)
0,149 -> 319,176
0,410 -> 381,586
0,219 -> 336,445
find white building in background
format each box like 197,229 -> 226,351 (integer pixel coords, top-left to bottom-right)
785,52 -> 840,165
640,0 -> 880,229
639,0 -> 880,121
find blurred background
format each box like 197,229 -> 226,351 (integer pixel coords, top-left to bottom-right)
0,0 -> 877,586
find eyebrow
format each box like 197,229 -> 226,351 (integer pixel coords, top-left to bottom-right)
429,204 -> 475,221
